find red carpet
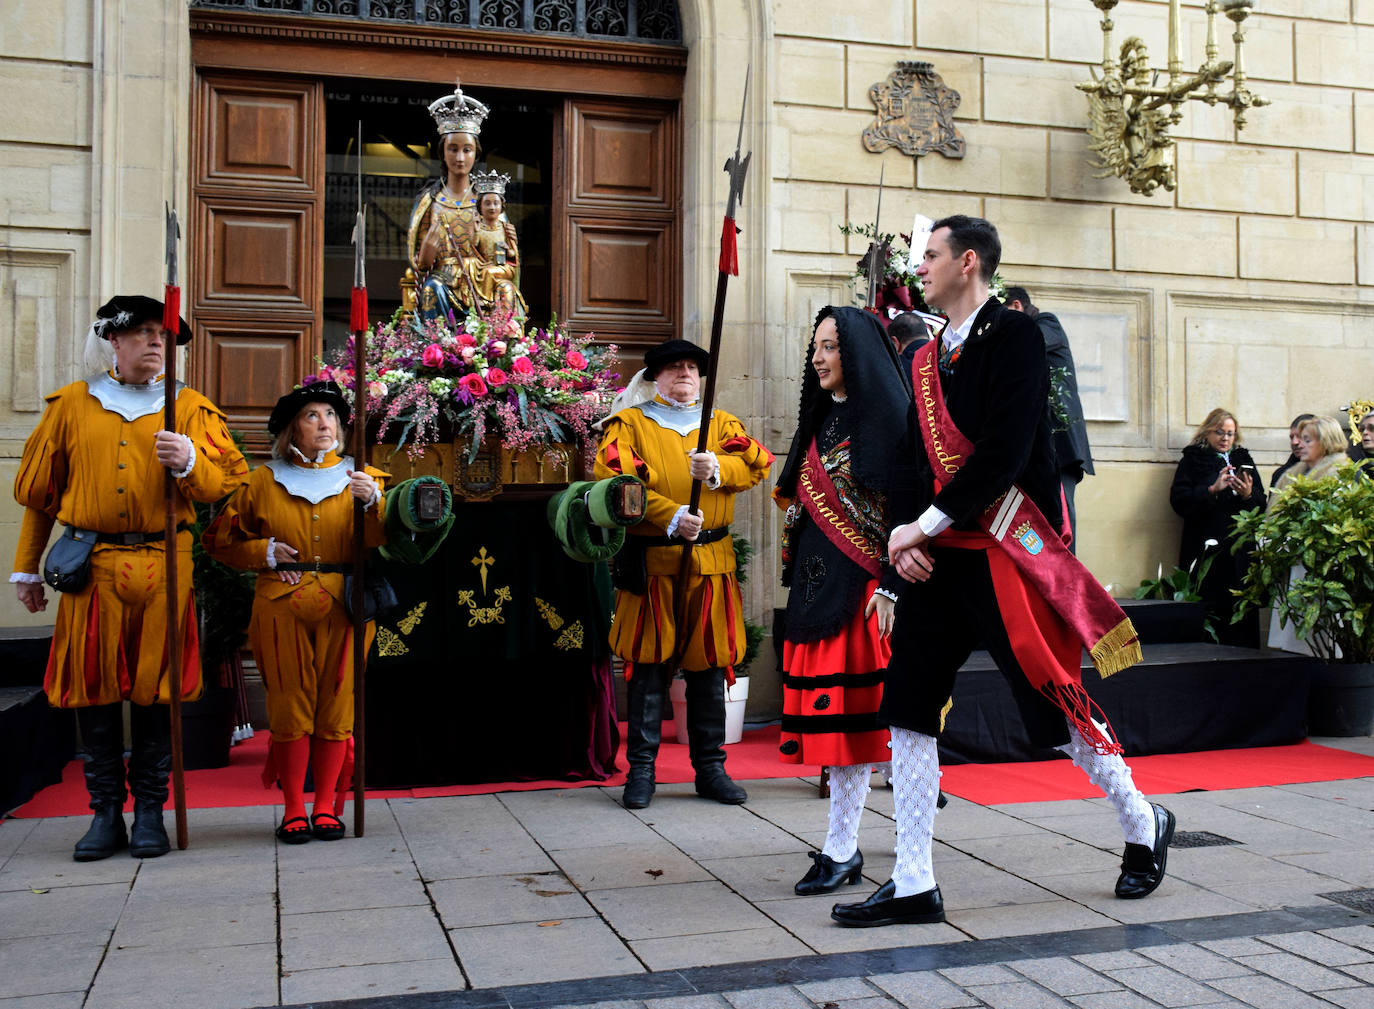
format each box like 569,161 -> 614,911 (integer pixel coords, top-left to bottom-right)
12,730 -> 1374,818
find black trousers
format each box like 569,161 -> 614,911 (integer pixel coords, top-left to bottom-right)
880,547 -> 1073,750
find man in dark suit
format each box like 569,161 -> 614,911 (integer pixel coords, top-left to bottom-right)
830,216 -> 1172,928
890,311 -> 931,382
1005,286 -> 1094,553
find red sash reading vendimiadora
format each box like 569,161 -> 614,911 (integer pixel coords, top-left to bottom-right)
798,439 -> 881,578
912,340 -> 1141,754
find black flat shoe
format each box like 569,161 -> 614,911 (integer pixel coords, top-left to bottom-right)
276,816 -> 312,845
794,850 -> 864,895
831,879 -> 945,927
310,812 -> 345,841
1116,803 -> 1175,899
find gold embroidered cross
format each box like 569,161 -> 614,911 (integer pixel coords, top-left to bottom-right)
472,546 -> 495,595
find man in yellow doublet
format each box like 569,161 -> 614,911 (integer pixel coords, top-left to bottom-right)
595,340 -> 772,809
11,295 -> 248,861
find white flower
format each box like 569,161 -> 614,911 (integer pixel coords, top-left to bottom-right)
428,377 -> 453,395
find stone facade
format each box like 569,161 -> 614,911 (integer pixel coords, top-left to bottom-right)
1,2 -> 1371,720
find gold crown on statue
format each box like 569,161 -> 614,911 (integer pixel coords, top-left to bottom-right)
427,80 -> 490,137
471,170 -> 511,197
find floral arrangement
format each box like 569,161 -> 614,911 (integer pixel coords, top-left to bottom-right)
839,221 -> 1006,317
319,311 -> 619,460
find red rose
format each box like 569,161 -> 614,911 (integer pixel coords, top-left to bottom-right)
459,374 -> 488,397
511,356 -> 535,376
457,332 -> 477,348
566,350 -> 588,369
421,343 -> 445,368
486,368 -> 509,388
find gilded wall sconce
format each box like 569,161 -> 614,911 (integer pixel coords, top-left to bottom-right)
1078,0 -> 1269,196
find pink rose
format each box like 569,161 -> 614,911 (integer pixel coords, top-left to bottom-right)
511,356 -> 535,376
491,340 -> 507,355
486,368 -> 509,388
457,332 -> 477,348
421,343 -> 445,368
566,350 -> 588,369
460,347 -> 475,362
504,318 -> 523,338
459,374 -> 488,397
368,381 -> 387,399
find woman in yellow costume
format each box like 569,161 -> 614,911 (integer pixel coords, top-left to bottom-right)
408,83 -> 526,324
595,340 -> 773,810
206,381 -> 387,844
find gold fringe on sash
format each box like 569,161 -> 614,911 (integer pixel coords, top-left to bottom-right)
1089,617 -> 1143,678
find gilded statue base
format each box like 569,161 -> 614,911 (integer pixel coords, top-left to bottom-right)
378,437 -> 581,502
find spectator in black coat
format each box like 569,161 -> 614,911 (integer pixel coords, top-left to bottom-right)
1006,287 -> 1094,553
891,312 -> 931,385
1169,408 -> 1266,647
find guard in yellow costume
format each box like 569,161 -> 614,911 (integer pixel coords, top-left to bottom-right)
12,295 -> 248,861
205,381 -> 387,844
595,340 -> 773,809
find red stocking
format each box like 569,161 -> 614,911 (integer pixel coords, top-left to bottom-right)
277,736 -> 311,823
310,737 -> 349,819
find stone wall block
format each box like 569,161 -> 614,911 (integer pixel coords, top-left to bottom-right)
1259,0 -> 1351,20
1298,151 -> 1374,222
1236,83 -> 1352,153
1295,23 -> 1373,89
0,0 -> 91,63
917,123 -> 1047,198
1358,0 -> 1374,24
1114,207 -> 1236,276
1239,216 -> 1355,284
1176,142 -> 1296,215
1356,93 -> 1374,156
775,37 -> 845,108
1360,225 -> 1374,285
1049,0 -> 1170,66
774,106 -> 914,185
771,0 -> 911,46
984,197 -> 1113,270
916,0 -> 1046,60
0,147 -> 92,231
773,180 -> 848,254
0,64 -> 90,147
983,58 -> 1089,129
846,46 -> 981,120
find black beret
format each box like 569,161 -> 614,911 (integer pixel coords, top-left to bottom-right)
267,381 -> 352,437
643,339 -> 710,379
94,295 -> 192,345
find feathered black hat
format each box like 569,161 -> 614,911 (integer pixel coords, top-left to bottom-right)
92,295 -> 192,345
776,306 -> 911,497
267,381 -> 352,437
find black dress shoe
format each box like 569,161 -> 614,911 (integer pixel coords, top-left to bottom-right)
1116,803 -> 1176,899
794,849 -> 864,895
694,769 -> 747,804
831,879 -> 945,927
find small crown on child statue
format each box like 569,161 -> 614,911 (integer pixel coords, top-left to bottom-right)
471,170 -> 511,197
427,79 -> 490,137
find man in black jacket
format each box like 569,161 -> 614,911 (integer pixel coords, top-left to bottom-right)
1005,286 -> 1094,552
831,216 -> 1172,929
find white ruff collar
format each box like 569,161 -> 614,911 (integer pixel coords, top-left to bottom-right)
265,456 -> 354,504
86,370 -> 184,422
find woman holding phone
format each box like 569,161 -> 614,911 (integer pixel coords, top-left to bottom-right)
1169,408 -> 1266,647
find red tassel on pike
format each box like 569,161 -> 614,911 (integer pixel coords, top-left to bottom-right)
718,216 -> 739,276
162,285 -> 180,333
350,287 -> 369,333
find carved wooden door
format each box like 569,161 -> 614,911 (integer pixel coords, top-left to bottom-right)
189,73 -> 323,455
556,98 -> 679,377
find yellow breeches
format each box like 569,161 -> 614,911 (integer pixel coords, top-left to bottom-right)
44,539 -> 203,709
609,572 -> 746,673
248,577 -> 375,742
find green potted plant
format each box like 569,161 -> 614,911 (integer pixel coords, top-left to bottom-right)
1230,459 -> 1374,735
1132,543 -> 1218,643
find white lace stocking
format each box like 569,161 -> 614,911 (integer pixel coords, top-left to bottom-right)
1057,721 -> 1155,846
821,763 -> 871,862
890,727 -> 940,897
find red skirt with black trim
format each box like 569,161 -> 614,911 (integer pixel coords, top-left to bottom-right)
780,577 -> 891,767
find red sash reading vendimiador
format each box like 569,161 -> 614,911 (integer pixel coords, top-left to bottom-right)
913,341 -> 1141,754
798,439 -> 881,578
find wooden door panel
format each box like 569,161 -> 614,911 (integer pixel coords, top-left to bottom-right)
571,220 -> 669,317
198,78 -> 315,190
196,318 -> 316,452
197,199 -> 313,309
570,104 -> 674,209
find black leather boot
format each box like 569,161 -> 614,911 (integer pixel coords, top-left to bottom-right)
73,705 -> 128,862
127,703 -> 172,858
684,669 -> 746,804
622,664 -> 665,809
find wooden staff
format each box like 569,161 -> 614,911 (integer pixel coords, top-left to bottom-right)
668,69 -> 752,668
350,124 -> 370,838
162,202 -> 189,850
